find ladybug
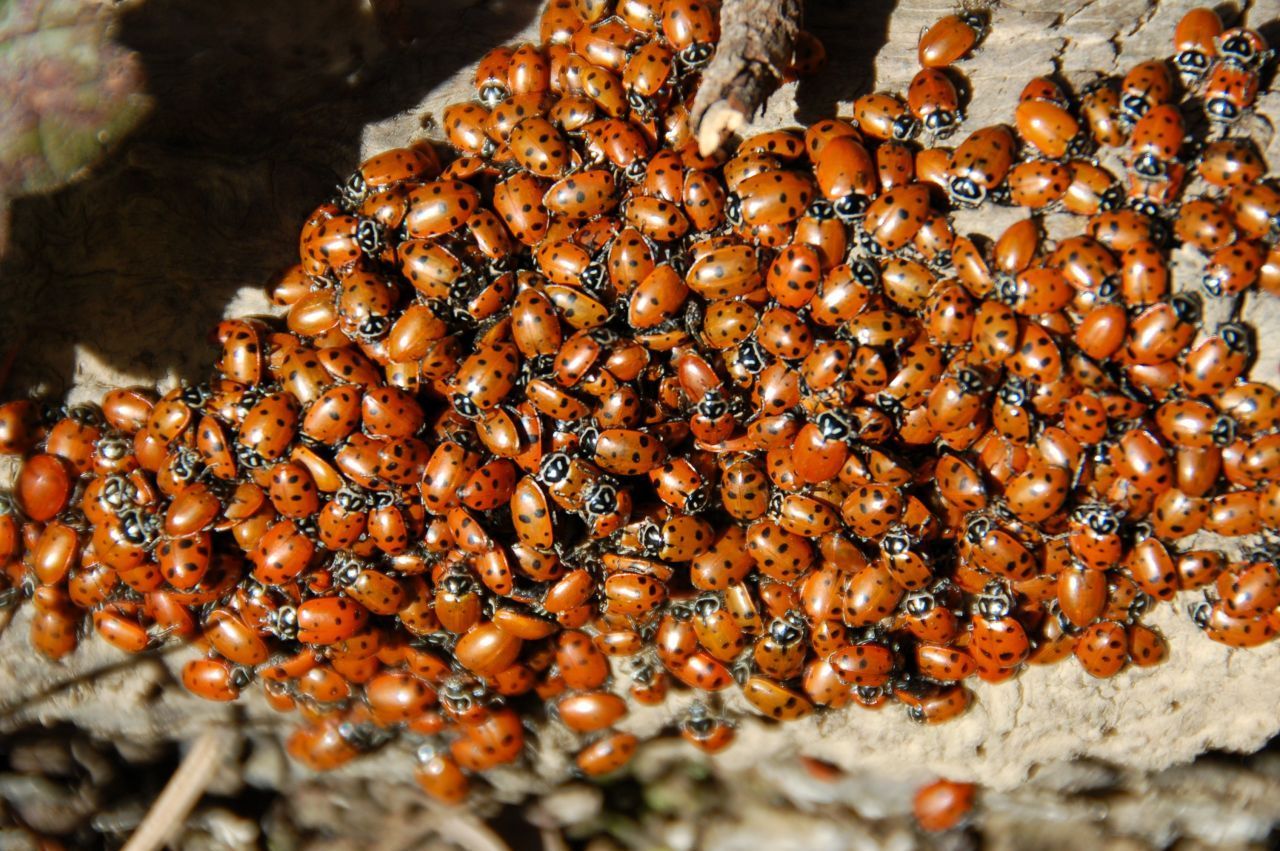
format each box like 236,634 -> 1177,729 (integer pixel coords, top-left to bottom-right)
917,12 -> 985,67
415,749 -> 469,805
1216,26 -> 1271,71
1119,60 -> 1173,123
405,180 -> 481,238
898,683 -> 973,723
1198,139 -> 1264,189
729,170 -> 815,228
1015,99 -> 1084,159
1205,61 -> 1260,125
680,702 -> 736,753
1074,621 -> 1129,678
913,779 -> 976,832
182,658 -> 249,702
1173,7 -> 1222,82
575,732 -> 639,776
742,675 -> 814,720
1128,104 -> 1183,181
970,583 -> 1030,671
907,68 -> 962,138
1080,81 -> 1129,147
862,184 -> 932,251
948,125 -> 1015,206
853,92 -> 919,142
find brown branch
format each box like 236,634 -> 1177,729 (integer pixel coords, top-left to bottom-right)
121,730 -> 233,851
689,0 -> 803,157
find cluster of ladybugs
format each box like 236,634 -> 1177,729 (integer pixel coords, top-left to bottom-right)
0,0 -> 1279,812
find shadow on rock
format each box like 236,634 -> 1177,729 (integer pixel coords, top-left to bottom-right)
0,0 -> 538,397
794,0 -> 899,123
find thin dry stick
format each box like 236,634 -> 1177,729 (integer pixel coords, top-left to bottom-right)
403,802 -> 512,851
121,729 -> 232,851
690,0 -> 803,156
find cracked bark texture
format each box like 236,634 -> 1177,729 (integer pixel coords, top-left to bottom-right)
2,0 -> 1280,846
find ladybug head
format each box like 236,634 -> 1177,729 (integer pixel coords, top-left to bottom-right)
814,409 -> 855,440
100,474 -> 137,512
833,193 -> 869,222
1218,32 -> 1261,66
904,590 -> 936,616
693,593 -> 722,619
1128,198 -> 1162,220
964,514 -> 992,544
538,451 -> 572,484
477,83 -> 508,108
1085,504 -> 1121,535
355,315 -> 390,342
976,580 -> 1014,619
1219,322 -> 1253,353
923,110 -> 957,138
639,520 -> 663,556
683,485 -> 710,514
1171,292 -> 1202,325
179,383 -> 212,407
874,390 -> 904,417
767,613 -> 805,645
958,10 -> 989,35
735,340 -> 768,374
1066,131 -> 1093,158
679,43 -> 714,67
848,257 -> 881,290
856,685 -> 886,707
340,721 -> 394,752
854,225 -> 889,256
881,528 -> 912,556
624,158 -> 649,182
995,275 -> 1019,306
523,354 -> 556,381
451,393 -> 481,421
583,482 -> 619,517
330,556 -> 362,587
354,218 -> 383,255
997,375 -> 1029,406
627,91 -> 654,119
1208,94 -> 1242,123
947,176 -> 984,208
806,198 -> 836,221
441,573 -> 477,597
682,702 -> 715,735
66,404 -> 103,428
696,389 -> 728,420
891,113 -> 920,142
168,446 -> 203,482
1173,49 -> 1212,79
1210,415 -> 1237,447
270,605 -> 298,640
577,426 -> 600,456
339,171 -> 368,210
1128,591 -> 1152,622
1119,93 -> 1151,122
579,261 -> 608,294
1131,152 -> 1167,180
724,193 -> 743,226
1188,599 -> 1212,629
95,434 -> 132,466
1099,181 -> 1125,212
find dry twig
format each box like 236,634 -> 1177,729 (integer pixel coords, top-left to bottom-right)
690,0 -> 803,156
121,729 -> 233,851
